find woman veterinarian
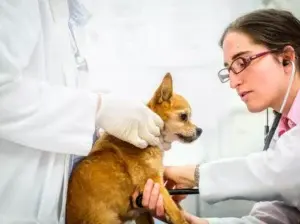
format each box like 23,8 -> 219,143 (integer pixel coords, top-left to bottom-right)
133,9 -> 300,224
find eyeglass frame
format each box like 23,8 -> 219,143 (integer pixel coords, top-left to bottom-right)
217,49 -> 280,83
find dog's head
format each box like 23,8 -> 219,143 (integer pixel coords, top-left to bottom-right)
147,73 -> 202,148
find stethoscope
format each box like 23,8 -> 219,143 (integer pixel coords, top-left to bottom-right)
263,60 -> 296,150
135,60 -> 296,208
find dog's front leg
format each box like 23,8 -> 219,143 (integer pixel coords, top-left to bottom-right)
147,177 -> 188,224
159,186 -> 188,224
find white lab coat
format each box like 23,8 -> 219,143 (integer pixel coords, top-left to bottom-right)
204,201 -> 300,224
0,0 -> 98,223
199,124 -> 300,223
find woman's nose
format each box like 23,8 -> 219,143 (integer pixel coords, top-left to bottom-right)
229,73 -> 243,89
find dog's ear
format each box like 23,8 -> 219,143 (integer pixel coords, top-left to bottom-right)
153,73 -> 173,104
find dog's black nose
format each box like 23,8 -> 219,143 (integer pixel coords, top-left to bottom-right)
196,127 -> 202,137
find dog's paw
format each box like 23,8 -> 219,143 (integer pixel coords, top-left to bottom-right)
165,214 -> 171,223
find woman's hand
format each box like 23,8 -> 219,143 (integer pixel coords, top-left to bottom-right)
131,165 -> 198,220
131,179 -> 166,221
131,178 -> 208,224
132,178 -> 191,222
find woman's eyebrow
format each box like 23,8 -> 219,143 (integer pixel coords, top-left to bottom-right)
224,51 -> 251,67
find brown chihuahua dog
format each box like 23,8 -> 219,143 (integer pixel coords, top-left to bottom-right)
66,73 -> 202,224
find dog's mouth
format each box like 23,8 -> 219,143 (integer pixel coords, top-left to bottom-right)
176,134 -> 197,143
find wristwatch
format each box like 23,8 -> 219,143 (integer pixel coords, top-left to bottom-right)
194,164 -> 200,187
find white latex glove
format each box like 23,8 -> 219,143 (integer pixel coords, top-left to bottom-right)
96,94 -> 164,148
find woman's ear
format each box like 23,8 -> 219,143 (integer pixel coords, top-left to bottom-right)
280,45 -> 297,75
282,45 -> 297,64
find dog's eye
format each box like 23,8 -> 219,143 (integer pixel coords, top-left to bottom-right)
180,113 -> 188,121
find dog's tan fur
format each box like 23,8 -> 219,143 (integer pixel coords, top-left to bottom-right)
66,73 -> 201,224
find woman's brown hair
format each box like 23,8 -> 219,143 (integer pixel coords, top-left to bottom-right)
219,9 -> 300,68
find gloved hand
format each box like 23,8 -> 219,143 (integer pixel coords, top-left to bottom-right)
96,94 -> 164,148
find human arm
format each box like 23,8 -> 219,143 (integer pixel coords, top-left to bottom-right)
0,0 -> 99,155
132,179 -> 260,224
160,127 -> 300,207
134,181 -> 300,224
133,124 -> 300,221
0,0 -> 163,155
199,126 -> 300,207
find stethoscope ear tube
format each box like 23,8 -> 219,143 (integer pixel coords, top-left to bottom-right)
264,60 -> 296,150
263,112 -> 282,151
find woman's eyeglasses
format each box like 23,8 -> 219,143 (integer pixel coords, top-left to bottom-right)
218,49 -> 279,83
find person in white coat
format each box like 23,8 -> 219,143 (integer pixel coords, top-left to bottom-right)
0,1 -> 165,223
132,9 -> 300,224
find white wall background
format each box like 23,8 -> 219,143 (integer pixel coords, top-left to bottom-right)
71,0 -> 300,222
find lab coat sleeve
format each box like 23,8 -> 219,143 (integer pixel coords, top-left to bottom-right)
199,125 -> 300,208
0,0 -> 98,155
204,216 -> 264,224
203,201 -> 300,224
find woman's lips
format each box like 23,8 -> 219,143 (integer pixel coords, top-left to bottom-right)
239,91 -> 253,101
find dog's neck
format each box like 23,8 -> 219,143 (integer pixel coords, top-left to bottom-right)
158,131 -> 173,151
91,130 -> 173,154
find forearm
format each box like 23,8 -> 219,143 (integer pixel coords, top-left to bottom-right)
0,1 -> 100,155
167,165 -> 198,187
0,76 -> 99,155
199,127 -> 300,207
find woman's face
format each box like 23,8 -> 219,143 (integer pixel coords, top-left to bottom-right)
222,31 -> 288,113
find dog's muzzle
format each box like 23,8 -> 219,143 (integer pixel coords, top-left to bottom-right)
176,127 -> 202,143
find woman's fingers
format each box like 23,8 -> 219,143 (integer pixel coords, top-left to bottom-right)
141,179 -> 166,219
164,179 -> 176,189
148,183 -> 160,210
142,179 -> 155,207
173,194 -> 187,203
